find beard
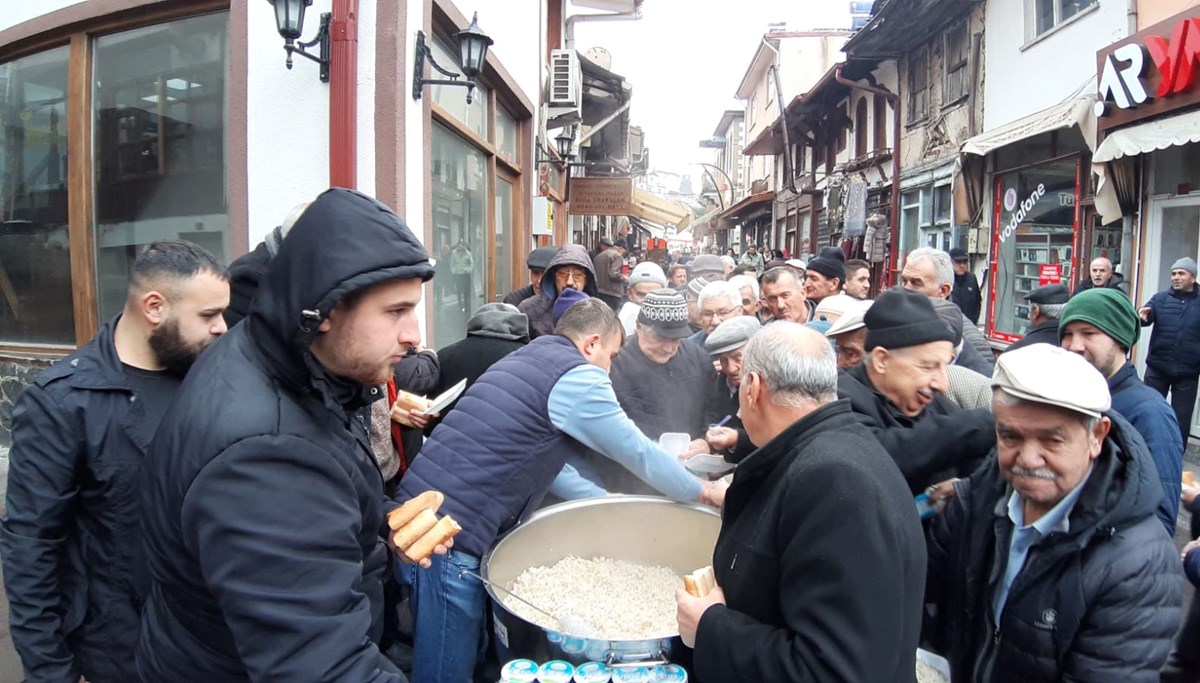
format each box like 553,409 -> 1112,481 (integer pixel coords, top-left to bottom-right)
149,317 -> 210,376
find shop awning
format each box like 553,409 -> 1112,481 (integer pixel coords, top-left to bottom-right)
629,188 -> 692,229
962,96 -> 1097,157
1093,110 -> 1200,162
715,190 -> 774,229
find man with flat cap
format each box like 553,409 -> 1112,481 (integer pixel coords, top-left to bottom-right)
696,316 -> 763,464
1004,283 -> 1068,353
923,344 -> 1182,682
804,248 -> 845,305
690,254 -> 727,282
503,245 -> 559,307
838,288 -> 994,492
1060,288 -> 1182,534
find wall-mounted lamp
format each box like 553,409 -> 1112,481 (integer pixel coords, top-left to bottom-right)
267,0 -> 330,82
538,127 -> 577,166
412,13 -> 494,105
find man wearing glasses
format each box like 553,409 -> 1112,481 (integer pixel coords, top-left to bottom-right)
688,280 -> 744,347
518,244 -> 597,339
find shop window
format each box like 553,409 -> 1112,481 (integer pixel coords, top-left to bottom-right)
1026,0 -> 1097,40
908,48 -> 929,123
93,12 -> 229,320
900,190 -> 923,258
989,158 -> 1079,342
944,23 -> 969,105
0,9 -> 228,350
873,94 -> 888,152
432,125 -> 489,348
496,107 -> 517,164
0,47 -> 74,345
854,98 -> 868,157
495,176 -> 515,302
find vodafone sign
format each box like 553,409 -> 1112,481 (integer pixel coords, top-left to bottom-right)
1096,10 -> 1200,130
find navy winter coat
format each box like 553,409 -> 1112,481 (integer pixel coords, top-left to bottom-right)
137,189 -> 434,682
1107,362 -> 1182,535
924,412 -> 1182,682
0,318 -> 170,683
1142,286 -> 1200,377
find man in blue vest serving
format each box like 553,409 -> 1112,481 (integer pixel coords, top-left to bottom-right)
397,297 -> 724,682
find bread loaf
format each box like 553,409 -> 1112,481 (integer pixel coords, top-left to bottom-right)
393,390 -> 433,413
387,490 -> 444,531
392,508 -> 439,550
1184,471 -> 1196,486
405,515 -> 462,562
683,566 -> 716,597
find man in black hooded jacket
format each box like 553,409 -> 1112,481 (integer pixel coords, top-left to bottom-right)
923,344 -> 1181,683
137,188 -> 436,682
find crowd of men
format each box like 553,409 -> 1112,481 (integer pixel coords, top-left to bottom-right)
2,188 -> 1199,683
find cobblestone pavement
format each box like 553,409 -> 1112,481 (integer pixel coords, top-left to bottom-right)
0,443 -> 1196,678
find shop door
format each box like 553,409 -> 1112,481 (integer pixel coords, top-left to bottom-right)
1139,198 -> 1200,438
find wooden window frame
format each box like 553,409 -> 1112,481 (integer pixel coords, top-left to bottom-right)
943,21 -> 969,108
854,97 -> 869,158
907,47 -> 930,125
0,0 -> 228,356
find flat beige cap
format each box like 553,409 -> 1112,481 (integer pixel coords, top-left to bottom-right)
992,343 -> 1111,418
824,299 -> 873,338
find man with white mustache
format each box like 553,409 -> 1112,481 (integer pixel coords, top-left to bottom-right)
922,344 -> 1182,682
836,288 -> 995,492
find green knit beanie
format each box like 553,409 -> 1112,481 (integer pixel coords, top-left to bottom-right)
1058,288 -> 1140,350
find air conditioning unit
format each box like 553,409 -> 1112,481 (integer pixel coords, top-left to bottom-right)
549,49 -> 582,108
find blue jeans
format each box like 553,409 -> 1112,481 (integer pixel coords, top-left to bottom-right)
401,549 -> 487,683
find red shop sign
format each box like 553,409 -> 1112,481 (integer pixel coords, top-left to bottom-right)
1096,10 -> 1200,130
1039,264 -> 1063,286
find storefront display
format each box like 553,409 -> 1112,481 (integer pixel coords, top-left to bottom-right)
986,157 -> 1080,342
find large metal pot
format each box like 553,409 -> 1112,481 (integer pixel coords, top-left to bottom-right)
482,496 -> 720,668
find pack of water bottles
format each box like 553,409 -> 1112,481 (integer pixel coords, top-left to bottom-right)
499,659 -> 688,683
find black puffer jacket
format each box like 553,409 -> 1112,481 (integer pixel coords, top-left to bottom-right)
137,188 -> 433,682
0,318 -> 170,683
924,412 -> 1183,682
1142,286 -> 1200,377
838,363 -> 995,492
518,245 -> 597,339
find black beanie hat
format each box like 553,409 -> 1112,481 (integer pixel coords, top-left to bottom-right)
865,288 -> 957,350
807,256 -> 844,281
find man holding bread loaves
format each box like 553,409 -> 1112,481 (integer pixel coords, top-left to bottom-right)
137,189 -> 442,682
675,322 -> 926,682
397,297 -> 726,683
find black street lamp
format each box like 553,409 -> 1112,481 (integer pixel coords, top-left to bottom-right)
554,126 -> 575,161
267,0 -> 331,82
412,13 -> 494,105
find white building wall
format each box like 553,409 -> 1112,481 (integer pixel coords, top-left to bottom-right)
245,0 -> 335,245
356,0 -> 377,200
983,0 -> 1128,130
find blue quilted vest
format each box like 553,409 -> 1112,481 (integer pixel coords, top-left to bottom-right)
398,335 -> 589,557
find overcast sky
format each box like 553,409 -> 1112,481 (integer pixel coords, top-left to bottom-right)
571,0 -> 852,192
